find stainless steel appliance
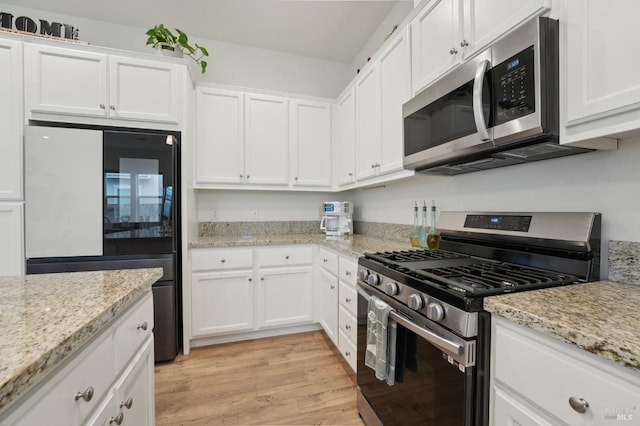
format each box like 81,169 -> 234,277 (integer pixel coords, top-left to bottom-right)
403,17 -> 591,175
24,125 -> 182,362
356,211 -> 601,425
320,201 -> 353,237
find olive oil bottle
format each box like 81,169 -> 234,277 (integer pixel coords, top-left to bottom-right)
410,202 -> 420,247
419,201 -> 428,248
427,200 -> 441,250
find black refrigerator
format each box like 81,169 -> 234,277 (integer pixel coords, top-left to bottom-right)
25,125 -> 182,362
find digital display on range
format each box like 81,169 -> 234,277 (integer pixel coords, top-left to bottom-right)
464,215 -> 532,232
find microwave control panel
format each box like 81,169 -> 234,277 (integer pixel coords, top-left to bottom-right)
492,46 -> 535,125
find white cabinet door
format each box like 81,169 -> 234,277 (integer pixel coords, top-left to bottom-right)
379,27 -> 411,175
0,203 -> 24,276
245,93 -> 289,185
462,0 -> 550,58
259,266 -> 313,328
24,127 -> 103,258
290,99 -> 332,188
195,87 -> 245,184
565,0 -> 640,124
493,386 -> 554,426
355,66 -> 382,180
335,87 -> 356,186
411,0 -> 461,94
319,268 -> 338,345
109,57 -> 181,124
25,44 -> 108,118
0,39 -> 22,201
113,339 -> 154,426
191,270 -> 254,336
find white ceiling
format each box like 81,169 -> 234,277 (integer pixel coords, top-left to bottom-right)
2,0 -> 407,63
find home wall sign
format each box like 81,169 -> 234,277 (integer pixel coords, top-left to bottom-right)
0,11 -> 79,41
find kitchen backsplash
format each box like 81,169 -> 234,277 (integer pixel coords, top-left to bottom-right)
608,241 -> 640,285
199,221 -> 322,237
353,221 -> 412,244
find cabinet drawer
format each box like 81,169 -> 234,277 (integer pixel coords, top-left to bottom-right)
339,281 -> 357,316
258,246 -> 313,267
338,256 -> 358,286
318,247 -> 338,275
338,329 -> 357,372
493,321 -> 640,425
114,294 -> 154,370
338,305 -> 357,343
191,248 -> 253,271
14,332 -> 116,426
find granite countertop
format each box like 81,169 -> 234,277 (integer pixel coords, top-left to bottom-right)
0,268 -> 163,412
484,280 -> 640,372
190,234 -> 414,258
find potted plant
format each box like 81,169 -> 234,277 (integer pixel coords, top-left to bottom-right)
145,24 -> 209,74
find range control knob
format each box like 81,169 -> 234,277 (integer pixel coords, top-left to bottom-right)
385,282 -> 399,296
358,269 -> 369,282
426,302 -> 445,321
367,273 -> 380,286
407,294 -> 423,310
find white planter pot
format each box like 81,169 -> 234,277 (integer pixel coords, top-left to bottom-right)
156,43 -> 183,58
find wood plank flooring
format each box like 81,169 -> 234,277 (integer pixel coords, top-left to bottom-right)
154,331 -> 365,425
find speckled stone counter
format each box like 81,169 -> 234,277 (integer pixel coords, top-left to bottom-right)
189,234 -> 414,259
484,281 -> 640,372
0,268 -> 163,412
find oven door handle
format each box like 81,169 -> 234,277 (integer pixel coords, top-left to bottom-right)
389,311 -> 463,357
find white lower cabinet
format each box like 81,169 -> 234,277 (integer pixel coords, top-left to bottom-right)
0,202 -> 24,276
189,246 -> 315,342
490,316 -> 640,425
3,294 -> 154,426
319,268 -> 339,345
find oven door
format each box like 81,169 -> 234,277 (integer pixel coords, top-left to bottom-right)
356,284 -> 477,426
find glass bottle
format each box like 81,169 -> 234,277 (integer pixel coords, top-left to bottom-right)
427,200 -> 441,250
419,201 -> 428,248
410,201 -> 420,247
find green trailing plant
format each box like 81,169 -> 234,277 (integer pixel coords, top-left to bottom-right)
145,24 -> 209,73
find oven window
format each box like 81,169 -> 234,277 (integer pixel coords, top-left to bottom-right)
357,309 -> 472,425
404,76 -> 491,156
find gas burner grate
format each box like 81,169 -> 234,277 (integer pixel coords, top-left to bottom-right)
416,262 -> 578,296
365,249 -> 467,265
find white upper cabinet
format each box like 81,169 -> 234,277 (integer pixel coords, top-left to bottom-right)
245,93 -> 289,186
289,99 -> 332,188
411,0 -> 461,95
0,39 -> 23,201
379,27 -> 411,175
561,0 -> 640,146
335,86 -> 356,187
411,0 -> 550,95
25,44 -> 183,127
109,56 -> 181,123
355,65 -> 382,181
195,86 -> 245,184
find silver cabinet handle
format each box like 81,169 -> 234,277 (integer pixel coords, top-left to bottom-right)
345,298 -> 351,303
460,39 -> 469,47
569,397 -> 589,414
137,322 -> 148,331
450,47 -> 458,55
75,386 -> 94,402
99,104 -> 106,109
120,397 -> 133,410
109,413 -> 124,425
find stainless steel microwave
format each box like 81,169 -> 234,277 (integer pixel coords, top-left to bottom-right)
403,17 -> 590,175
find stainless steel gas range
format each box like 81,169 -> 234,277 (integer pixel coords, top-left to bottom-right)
355,211 -> 601,426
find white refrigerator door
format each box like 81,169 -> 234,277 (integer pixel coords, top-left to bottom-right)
25,126 -> 103,258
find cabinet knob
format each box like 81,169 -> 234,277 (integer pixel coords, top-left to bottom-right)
248,277 -> 252,282
110,105 -> 116,110
330,285 -> 335,290
323,258 -> 328,263
99,104 -> 106,109
221,259 -> 226,263
294,177 -> 298,181
246,175 -> 250,179
75,386 -> 94,402
345,271 -> 351,276
239,174 -> 244,179
348,172 -> 353,177
137,322 -> 148,331
460,39 -> 469,47
345,324 -> 351,330
345,297 -> 351,303
345,351 -> 351,357
450,47 -> 458,55
109,412 -> 124,425
120,397 -> 133,410
261,277 -> 265,281
285,255 -> 290,259
568,396 -> 589,414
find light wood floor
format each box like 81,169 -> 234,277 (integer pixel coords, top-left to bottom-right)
154,331 -> 365,425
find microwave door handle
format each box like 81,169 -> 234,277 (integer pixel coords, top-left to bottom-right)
473,59 -> 491,141
320,216 -> 326,231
